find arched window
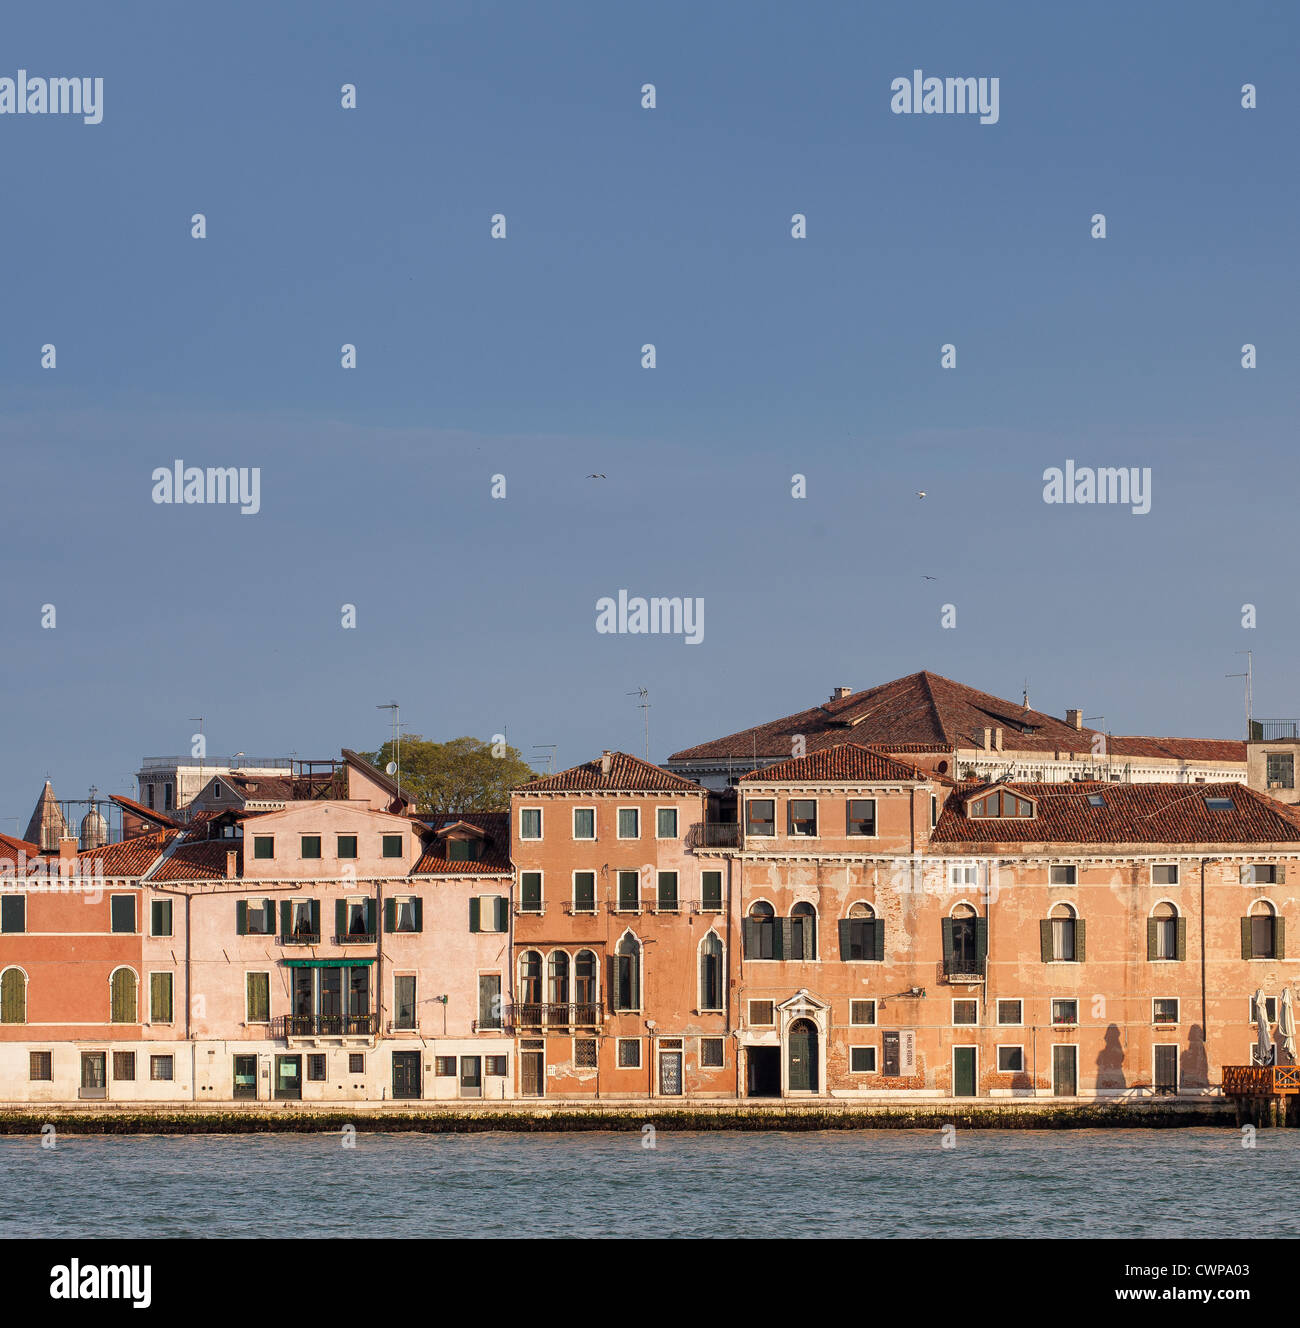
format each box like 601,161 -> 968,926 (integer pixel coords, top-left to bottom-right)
745,901 -> 778,960
0,968 -> 25,1024
944,904 -> 984,977
110,967 -> 138,1023
1048,903 -> 1078,962
518,950 -> 542,1005
574,949 -> 598,1014
548,950 -> 570,1006
841,902 -> 879,961
1248,900 -> 1280,960
613,934 -> 641,1012
1150,902 -> 1180,960
790,902 -> 817,960
968,788 -> 1035,819
700,934 -> 723,1011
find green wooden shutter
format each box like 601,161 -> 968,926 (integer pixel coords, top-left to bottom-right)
493,897 -> 506,931
772,919 -> 785,960
415,897 -> 424,932
1146,918 -> 1157,960
0,970 -> 24,1024
975,917 -> 988,963
1241,917 -> 1253,960
1074,919 -> 1086,962
151,972 -> 172,1022
1175,917 -> 1187,961
280,900 -> 292,939
469,897 -> 481,933
236,900 -> 248,935
838,919 -> 853,960
780,918 -> 796,960
1276,917 -> 1286,960
335,899 -> 347,939
943,918 -> 956,968
310,901 -> 320,935
873,919 -> 885,962
742,917 -> 759,958
384,899 -> 397,933
365,899 -> 376,935
1039,919 -> 1053,963
262,900 -> 275,933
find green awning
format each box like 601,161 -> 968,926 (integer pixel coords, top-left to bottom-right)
282,958 -> 376,968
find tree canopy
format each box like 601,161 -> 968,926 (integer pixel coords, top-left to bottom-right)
363,735 -> 535,813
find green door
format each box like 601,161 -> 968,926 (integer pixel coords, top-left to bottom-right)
954,1045 -> 977,1097
1053,1045 -> 1077,1097
787,1020 -> 818,1092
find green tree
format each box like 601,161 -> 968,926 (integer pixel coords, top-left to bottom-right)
363,735 -> 536,813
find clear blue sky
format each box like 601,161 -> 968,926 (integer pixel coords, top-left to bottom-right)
2,0 -> 1297,831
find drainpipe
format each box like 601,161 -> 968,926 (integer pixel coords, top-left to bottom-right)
1200,858 -> 1208,1083
185,891 -> 194,1101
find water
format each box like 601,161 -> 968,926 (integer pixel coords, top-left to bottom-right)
1,1128 -> 1295,1238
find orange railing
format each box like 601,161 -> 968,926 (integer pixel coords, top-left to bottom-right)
1222,1064 -> 1300,1096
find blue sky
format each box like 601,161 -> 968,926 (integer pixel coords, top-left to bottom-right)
2,0 -> 1297,831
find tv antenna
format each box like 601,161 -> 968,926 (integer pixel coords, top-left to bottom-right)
532,745 -> 557,774
628,688 -> 650,760
376,702 -> 401,799
1227,651 -> 1254,738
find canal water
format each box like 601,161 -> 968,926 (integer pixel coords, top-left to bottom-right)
2,1128 -> 1296,1238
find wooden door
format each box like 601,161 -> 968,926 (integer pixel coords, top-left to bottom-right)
521,1050 -> 544,1097
392,1051 -> 421,1100
787,1020 -> 817,1091
1154,1044 -> 1179,1094
1052,1045 -> 1077,1097
953,1045 -> 977,1097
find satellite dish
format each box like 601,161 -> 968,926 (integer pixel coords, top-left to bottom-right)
385,762 -> 398,776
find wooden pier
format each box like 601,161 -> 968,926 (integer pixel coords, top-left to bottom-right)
1221,1064 -> 1300,1127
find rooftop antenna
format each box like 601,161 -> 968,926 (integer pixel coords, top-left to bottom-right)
376,702 -> 401,801
628,688 -> 650,760
1227,651 -> 1253,739
1022,679 -> 1030,710
532,745 -> 557,774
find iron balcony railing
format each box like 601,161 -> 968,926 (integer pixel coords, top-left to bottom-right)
273,1014 -> 379,1038
695,822 -> 741,848
1252,720 -> 1300,741
279,933 -> 321,946
938,957 -> 986,982
505,1002 -> 603,1030
335,933 -> 377,945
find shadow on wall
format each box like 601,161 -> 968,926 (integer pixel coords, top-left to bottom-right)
1097,1023 -> 1126,1090
1182,1025 -> 1209,1089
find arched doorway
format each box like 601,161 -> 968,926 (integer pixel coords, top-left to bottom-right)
787,1017 -> 819,1092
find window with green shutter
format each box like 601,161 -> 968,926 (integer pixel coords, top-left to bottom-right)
478,974 -> 502,1029
656,871 -> 678,911
253,835 -> 274,859
573,808 -> 595,840
617,807 -> 639,839
336,835 -> 357,859
110,968 -> 137,1023
110,894 -> 136,934
300,835 -> 322,859
150,898 -> 172,937
246,971 -> 270,1023
701,871 -> 723,912
494,896 -> 508,931
519,873 -> 542,912
573,872 -> 596,912
149,972 -> 174,1023
656,807 -> 678,839
1,968 -> 25,1024
469,897 -> 482,932
394,975 -> 416,1030
617,870 -> 640,912
382,835 -> 403,858
0,896 -> 25,934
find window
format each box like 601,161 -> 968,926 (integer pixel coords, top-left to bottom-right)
0,896 -> 25,933
788,799 -> 817,836
1244,864 -> 1279,884
968,789 -> 1035,818
518,951 -> 542,1005
573,807 -> 595,840
435,1057 -> 457,1077
300,835 -> 322,859
997,999 -> 1023,1026
337,835 -> 357,859
1,969 -> 25,1024
164,784 -> 173,811
110,894 -> 136,933
479,975 -> 502,1030
617,807 -> 640,839
656,807 -> 678,839
745,901 -> 779,959
657,871 -> 678,911
519,873 -> 542,913
617,870 -> 640,912
1087,793 -> 1107,808
110,968 -> 137,1023
145,784 -> 154,809
948,863 -> 978,887
389,896 -> 423,934
1250,996 -> 1279,1023
850,999 -> 876,1026
575,1039 -> 597,1069
748,1000 -> 775,1026
700,934 -> 724,1011
745,799 -> 775,837
393,975 -> 416,1030
617,1038 -> 641,1069
997,1046 -> 1024,1072
520,808 -> 542,840
850,1047 -> 877,1073
113,1051 -> 136,1081
575,950 -> 598,1010
1153,998 -> 1179,1024
149,972 -> 174,1023
1046,904 -> 1080,962
840,902 -> 880,961
1244,901 -> 1282,960
29,1051 -> 52,1081
150,1055 -> 174,1082
1049,865 -> 1076,886
573,872 -> 596,913
308,1055 -> 327,1081
701,870 -> 723,911
246,972 -> 270,1023
1149,903 -> 1181,960
486,1056 -> 508,1077
847,799 -> 877,836
612,935 -> 641,1012
349,1054 -> 365,1074
790,902 -> 817,959
1267,753 -> 1295,790
931,794 -> 939,828
239,899 -> 274,936
1152,863 -> 1179,885
952,999 -> 978,1025
944,905 -> 984,976
382,835 -> 403,858
150,898 -> 172,937
449,836 -> 479,862
253,835 -> 274,859
1051,998 -> 1078,1026
1205,797 -> 1235,812
700,1038 -> 725,1068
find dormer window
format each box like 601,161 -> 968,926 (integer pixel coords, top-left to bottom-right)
968,789 -> 1035,818
213,782 -> 223,800
448,838 -> 480,862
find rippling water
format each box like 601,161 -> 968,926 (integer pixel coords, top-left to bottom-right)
2,1128 -> 1296,1238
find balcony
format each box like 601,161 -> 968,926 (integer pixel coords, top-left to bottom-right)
1251,720 -> 1300,742
694,822 -> 741,849
938,958 -> 986,984
505,1002 -> 603,1031
335,932 -> 377,945
272,1014 -> 379,1039
1223,1064 -> 1300,1096
279,933 -> 320,947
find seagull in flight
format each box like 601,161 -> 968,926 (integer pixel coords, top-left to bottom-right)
916,490 -> 927,499
587,473 -> 606,479
922,575 -> 937,581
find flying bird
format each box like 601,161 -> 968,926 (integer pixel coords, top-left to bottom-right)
587,473 -> 606,479
916,490 -> 927,499
922,575 -> 937,581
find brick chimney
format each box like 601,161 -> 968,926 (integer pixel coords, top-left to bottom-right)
830,686 -> 852,701
226,849 -> 239,879
600,751 -> 613,777
1066,709 -> 1083,731
57,835 -> 78,862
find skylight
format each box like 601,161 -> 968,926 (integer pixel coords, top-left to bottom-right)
1087,793 -> 1106,808
1205,797 -> 1235,812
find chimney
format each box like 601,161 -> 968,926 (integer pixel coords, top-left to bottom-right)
57,835 -> 78,863
982,728 -> 993,752
600,751 -> 613,777
993,728 -> 1004,751
830,686 -> 852,702
226,849 -> 239,879
1066,709 -> 1083,731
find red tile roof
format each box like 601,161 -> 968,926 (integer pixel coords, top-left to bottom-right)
76,830 -> 180,877
412,811 -> 511,874
0,831 -> 42,861
1108,735 -> 1248,762
151,840 -> 241,882
519,752 -> 703,793
931,781 -> 1300,846
739,743 -> 928,784
109,794 -> 182,830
